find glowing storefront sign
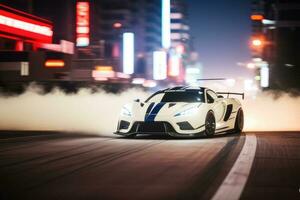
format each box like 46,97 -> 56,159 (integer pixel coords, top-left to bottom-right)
123,32 -> 134,74
0,7 -> 53,43
45,60 -> 65,68
76,2 -> 90,47
153,51 -> 167,80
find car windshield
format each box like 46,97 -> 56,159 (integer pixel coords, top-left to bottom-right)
146,90 -> 205,103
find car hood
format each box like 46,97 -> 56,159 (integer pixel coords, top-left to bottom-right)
130,101 -> 202,120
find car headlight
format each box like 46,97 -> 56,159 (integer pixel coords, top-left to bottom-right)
175,106 -> 198,117
121,105 -> 132,117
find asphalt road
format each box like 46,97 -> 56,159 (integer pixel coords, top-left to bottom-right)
0,131 -> 299,200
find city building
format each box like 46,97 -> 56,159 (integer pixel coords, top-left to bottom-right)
170,0 -> 190,49
168,0 -> 191,83
0,3 -> 72,82
0,0 -> 192,85
86,0 -> 162,79
251,0 -> 300,90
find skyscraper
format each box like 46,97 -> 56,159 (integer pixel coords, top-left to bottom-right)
170,0 -> 190,49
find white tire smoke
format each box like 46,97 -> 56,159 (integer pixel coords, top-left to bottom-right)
0,85 -> 299,135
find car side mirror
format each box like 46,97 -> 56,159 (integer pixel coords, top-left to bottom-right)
218,95 -> 224,98
134,99 -> 140,103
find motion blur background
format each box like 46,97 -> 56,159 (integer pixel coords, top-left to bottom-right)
0,0 -> 299,92
0,0 -> 299,134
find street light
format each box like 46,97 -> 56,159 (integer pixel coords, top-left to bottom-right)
252,39 -> 263,47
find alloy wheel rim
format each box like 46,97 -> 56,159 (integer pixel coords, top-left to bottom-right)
206,115 -> 215,134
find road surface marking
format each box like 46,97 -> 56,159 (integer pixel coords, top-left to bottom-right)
211,134 -> 257,200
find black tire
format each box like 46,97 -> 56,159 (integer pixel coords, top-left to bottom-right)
234,108 -> 244,134
204,111 -> 216,137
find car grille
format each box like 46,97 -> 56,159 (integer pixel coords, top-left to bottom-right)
131,122 -> 175,133
138,122 -> 165,132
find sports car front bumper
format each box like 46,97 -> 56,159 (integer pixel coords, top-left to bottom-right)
114,121 -> 205,138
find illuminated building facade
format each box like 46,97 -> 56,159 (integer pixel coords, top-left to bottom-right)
251,0 -> 300,90
0,0 -> 192,84
170,0 -> 190,49
167,0 -> 190,82
90,0 -> 162,77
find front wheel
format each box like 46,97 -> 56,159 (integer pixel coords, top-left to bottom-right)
204,111 -> 216,137
234,108 -> 244,134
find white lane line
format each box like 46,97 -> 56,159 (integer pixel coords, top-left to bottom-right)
211,134 -> 257,200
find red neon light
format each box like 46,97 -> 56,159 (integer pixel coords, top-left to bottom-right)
0,9 -> 53,43
15,40 -> 23,51
45,60 -> 65,68
76,2 -> 90,46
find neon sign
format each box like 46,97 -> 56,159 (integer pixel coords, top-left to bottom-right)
0,8 -> 53,43
76,1 -> 90,47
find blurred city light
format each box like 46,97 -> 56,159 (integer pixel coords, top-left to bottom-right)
92,69 -> 115,79
251,14 -> 264,21
260,66 -> 269,88
168,54 -> 180,77
45,60 -> 65,68
153,50 -> 167,80
112,42 -> 120,58
113,22 -> 122,28
76,2 -> 90,47
132,78 -> 145,85
247,63 -> 256,69
162,0 -> 171,49
123,32 -> 134,74
262,19 -> 276,25
95,66 -> 113,71
252,58 -> 263,62
175,44 -> 185,54
143,80 -> 157,88
115,72 -> 130,79
252,39 -> 262,46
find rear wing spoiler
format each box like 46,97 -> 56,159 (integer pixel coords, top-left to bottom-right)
216,92 -> 245,100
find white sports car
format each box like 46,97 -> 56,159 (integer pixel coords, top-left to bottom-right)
114,86 -> 244,138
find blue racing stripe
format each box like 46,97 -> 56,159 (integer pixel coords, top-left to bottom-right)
144,102 -> 155,121
145,102 -> 166,122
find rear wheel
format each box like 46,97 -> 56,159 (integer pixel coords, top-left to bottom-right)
234,108 -> 244,134
204,111 -> 216,137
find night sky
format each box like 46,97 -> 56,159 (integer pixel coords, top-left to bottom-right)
186,0 -> 253,79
